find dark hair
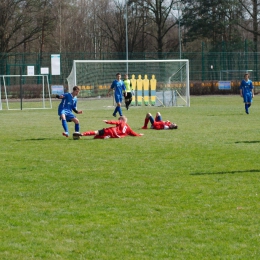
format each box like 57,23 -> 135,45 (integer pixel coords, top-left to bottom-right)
73,86 -> 80,91
116,73 -> 121,76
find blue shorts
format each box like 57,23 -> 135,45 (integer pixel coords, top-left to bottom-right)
59,110 -> 76,122
150,115 -> 162,125
115,94 -> 123,104
243,93 -> 253,103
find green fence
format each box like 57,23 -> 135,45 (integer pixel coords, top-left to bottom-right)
0,50 -> 259,89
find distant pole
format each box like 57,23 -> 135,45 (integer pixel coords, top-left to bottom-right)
125,0 -> 129,74
178,7 -> 181,59
20,66 -> 22,110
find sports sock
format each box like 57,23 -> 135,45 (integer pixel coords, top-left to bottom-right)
144,117 -> 149,127
82,131 -> 95,136
113,107 -> 118,116
75,123 -> 80,132
248,103 -> 251,108
62,120 -> 69,132
118,107 -> 123,116
245,104 -> 249,113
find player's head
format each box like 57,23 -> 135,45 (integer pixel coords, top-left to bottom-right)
124,74 -> 129,79
72,86 -> 80,96
169,123 -> 178,129
118,116 -> 127,123
244,73 -> 249,79
116,73 -> 121,80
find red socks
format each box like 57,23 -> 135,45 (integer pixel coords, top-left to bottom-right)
144,117 -> 149,127
82,131 -> 95,136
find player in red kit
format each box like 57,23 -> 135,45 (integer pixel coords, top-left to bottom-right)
142,112 -> 178,130
73,116 -> 143,139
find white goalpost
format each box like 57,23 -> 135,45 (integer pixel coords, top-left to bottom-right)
67,59 -> 190,107
0,75 -> 52,110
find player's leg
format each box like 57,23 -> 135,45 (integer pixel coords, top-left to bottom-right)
60,114 -> 69,137
142,113 -> 153,129
155,112 -> 162,122
128,92 -> 132,107
113,95 -> 120,117
71,117 -> 80,132
117,103 -> 123,116
79,130 -> 99,136
114,95 -> 123,116
125,92 -> 132,110
244,94 -> 251,114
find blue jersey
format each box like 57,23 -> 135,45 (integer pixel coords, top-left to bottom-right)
58,93 -> 77,116
111,80 -> 126,97
240,79 -> 253,97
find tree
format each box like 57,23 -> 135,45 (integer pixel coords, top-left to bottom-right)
142,0 -> 180,56
181,0 -> 244,51
0,0 -> 54,53
236,0 -> 260,52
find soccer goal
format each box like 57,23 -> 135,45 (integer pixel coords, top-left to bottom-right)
67,60 -> 190,107
0,75 -> 52,110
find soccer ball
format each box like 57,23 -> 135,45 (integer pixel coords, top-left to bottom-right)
73,132 -> 81,140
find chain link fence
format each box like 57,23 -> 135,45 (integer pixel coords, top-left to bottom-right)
0,50 -> 259,96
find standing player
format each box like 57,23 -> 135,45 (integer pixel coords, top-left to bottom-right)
107,73 -> 126,117
123,74 -> 133,110
141,112 -> 178,130
240,73 -> 254,114
57,86 -> 83,137
73,116 -> 143,139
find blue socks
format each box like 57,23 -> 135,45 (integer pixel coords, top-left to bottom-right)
245,104 -> 249,114
75,124 -> 80,132
113,106 -> 123,117
62,120 -> 69,132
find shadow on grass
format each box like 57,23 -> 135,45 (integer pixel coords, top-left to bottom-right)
190,169 -> 260,175
235,140 -> 260,144
17,138 -> 93,141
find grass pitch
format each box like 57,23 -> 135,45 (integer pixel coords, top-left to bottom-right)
0,95 -> 260,259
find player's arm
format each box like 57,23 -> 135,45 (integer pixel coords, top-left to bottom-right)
56,94 -> 64,99
123,83 -> 127,94
107,84 -> 114,96
72,107 -> 83,114
107,88 -> 112,96
103,120 -> 118,125
128,127 -> 143,136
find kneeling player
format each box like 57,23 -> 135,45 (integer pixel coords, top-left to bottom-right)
141,112 -> 178,130
73,116 -> 143,139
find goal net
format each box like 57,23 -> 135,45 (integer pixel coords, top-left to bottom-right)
67,60 -> 190,107
0,75 -> 52,110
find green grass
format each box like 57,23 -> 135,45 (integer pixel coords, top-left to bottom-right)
1,96 -> 260,259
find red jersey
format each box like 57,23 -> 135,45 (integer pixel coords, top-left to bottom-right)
94,120 -> 141,139
152,120 -> 172,130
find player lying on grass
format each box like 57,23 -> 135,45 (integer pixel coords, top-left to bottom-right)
56,86 -> 83,138
73,116 -> 143,139
142,112 -> 178,130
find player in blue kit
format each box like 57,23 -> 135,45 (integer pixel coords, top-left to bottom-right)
57,86 -> 83,137
107,72 -> 126,117
240,73 -> 254,114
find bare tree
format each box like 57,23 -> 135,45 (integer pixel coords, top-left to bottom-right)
236,0 -> 260,52
0,0 -> 54,53
140,0 -> 180,56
